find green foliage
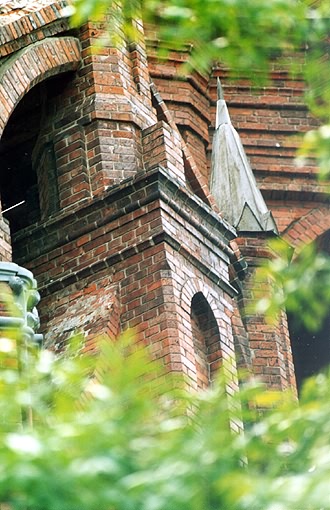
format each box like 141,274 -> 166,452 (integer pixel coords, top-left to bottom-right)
255,239 -> 330,330
1,329 -> 330,509
299,124 -> 330,180
1,3 -> 330,507
71,0 -> 310,76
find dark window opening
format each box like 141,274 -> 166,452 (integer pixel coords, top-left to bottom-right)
288,231 -> 330,394
191,292 -> 222,389
0,86 -> 42,233
0,72 -> 74,235
288,313 -> 330,394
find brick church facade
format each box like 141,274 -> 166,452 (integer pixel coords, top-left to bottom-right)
0,0 -> 329,396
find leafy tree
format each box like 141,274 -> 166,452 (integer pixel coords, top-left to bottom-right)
1,329 -> 330,510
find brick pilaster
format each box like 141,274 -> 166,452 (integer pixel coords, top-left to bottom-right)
236,234 -> 297,394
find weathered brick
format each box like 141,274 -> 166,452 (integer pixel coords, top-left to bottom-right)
0,2 -> 325,403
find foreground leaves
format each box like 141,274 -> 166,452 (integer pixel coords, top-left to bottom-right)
71,0 -> 311,76
1,329 -> 330,509
256,239 -> 330,330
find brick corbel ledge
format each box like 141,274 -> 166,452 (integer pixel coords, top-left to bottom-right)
0,36 -> 81,137
14,166 -> 237,298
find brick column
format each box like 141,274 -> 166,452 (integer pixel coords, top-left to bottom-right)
142,121 -> 186,183
237,233 -> 297,394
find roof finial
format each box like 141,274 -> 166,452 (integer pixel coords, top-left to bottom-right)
215,77 -> 230,128
210,77 -> 278,233
217,77 -> 224,100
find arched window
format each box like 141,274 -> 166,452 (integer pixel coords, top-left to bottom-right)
191,292 -> 222,389
0,72 -> 75,235
0,84 -> 42,232
0,36 -> 80,237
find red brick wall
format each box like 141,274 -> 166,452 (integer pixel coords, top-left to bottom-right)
0,3 -> 326,399
235,234 -> 297,393
10,159 -> 238,402
148,49 -> 326,246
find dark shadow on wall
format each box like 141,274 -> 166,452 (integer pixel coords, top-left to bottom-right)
0,72 -> 74,234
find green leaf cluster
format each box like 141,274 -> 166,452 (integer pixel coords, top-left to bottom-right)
71,0 -> 311,75
299,124 -> 330,180
256,239 -> 330,330
1,328 -> 330,510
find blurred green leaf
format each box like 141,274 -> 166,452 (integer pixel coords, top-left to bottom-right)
255,239 -> 330,330
298,124 -> 330,180
0,322 -> 330,510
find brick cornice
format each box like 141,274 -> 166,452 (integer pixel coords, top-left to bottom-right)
13,166 -> 237,294
40,229 -> 238,298
13,165 -> 236,256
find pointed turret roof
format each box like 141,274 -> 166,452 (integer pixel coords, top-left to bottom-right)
210,79 -> 278,234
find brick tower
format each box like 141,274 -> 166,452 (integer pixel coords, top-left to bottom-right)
0,1 -> 328,395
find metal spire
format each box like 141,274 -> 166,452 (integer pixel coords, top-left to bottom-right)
215,78 -> 230,128
217,77 -> 224,100
210,79 -> 278,233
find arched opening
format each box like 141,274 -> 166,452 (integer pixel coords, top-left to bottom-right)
0,72 -> 74,236
288,230 -> 330,393
191,292 -> 222,389
0,84 -> 42,232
